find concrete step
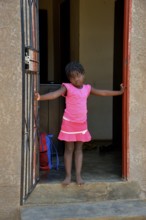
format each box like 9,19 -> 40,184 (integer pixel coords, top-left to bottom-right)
21,199 -> 146,220
25,181 -> 144,205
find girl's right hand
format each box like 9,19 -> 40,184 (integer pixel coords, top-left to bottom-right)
120,83 -> 125,94
34,92 -> 40,101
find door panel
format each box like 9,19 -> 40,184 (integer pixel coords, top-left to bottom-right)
21,0 -> 39,204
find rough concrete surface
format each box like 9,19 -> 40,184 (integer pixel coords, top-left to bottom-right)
0,0 -> 22,219
25,181 -> 143,205
21,200 -> 146,220
129,0 -> 146,192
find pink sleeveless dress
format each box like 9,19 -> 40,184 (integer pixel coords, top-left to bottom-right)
58,83 -> 91,142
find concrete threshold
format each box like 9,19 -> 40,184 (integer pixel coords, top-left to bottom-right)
25,181 -> 144,205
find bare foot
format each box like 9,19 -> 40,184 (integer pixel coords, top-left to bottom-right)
76,175 -> 84,186
62,176 -> 71,186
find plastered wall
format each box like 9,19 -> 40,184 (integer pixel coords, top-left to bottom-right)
0,2 -> 146,220
0,0 -> 22,219
129,0 -> 146,192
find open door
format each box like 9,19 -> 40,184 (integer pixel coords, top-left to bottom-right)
20,0 -> 40,204
122,0 -> 131,179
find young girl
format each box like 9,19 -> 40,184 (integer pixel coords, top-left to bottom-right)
35,61 -> 124,186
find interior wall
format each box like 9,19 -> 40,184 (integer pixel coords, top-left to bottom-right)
79,0 -> 115,139
39,0 -> 115,140
53,0 -> 62,82
70,0 -> 79,61
39,0 -> 54,81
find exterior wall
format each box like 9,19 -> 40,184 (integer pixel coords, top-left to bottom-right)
129,0 -> 146,192
0,0 -> 22,219
0,0 -> 146,219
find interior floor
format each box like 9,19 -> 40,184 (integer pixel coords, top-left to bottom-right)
39,141 -> 122,184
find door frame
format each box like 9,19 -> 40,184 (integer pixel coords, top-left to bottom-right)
122,0 -> 132,179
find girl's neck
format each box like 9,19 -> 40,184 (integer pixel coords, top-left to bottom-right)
71,83 -> 84,89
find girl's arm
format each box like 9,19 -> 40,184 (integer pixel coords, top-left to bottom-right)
90,84 -> 124,96
34,85 -> 67,101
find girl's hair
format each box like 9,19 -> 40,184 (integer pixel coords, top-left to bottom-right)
65,61 -> 85,79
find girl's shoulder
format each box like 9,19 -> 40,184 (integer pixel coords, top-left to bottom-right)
84,84 -> 91,90
62,83 -> 71,89
83,84 -> 91,95
84,83 -> 91,87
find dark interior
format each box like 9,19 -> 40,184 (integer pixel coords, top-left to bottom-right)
38,0 -> 124,183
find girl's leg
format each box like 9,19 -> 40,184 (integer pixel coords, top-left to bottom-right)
63,141 -> 74,185
74,141 -> 84,185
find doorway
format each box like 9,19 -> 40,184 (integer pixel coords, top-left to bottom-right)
38,0 -> 125,183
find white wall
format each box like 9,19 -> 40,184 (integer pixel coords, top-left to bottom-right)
79,0 -> 114,139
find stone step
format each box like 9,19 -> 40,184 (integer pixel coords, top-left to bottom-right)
21,199 -> 146,220
25,181 -> 144,205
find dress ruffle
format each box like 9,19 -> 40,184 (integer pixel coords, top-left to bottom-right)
58,119 -> 91,142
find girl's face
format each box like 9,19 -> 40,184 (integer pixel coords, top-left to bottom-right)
69,71 -> 85,88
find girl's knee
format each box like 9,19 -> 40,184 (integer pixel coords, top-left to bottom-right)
65,142 -> 74,154
75,142 -> 83,152
74,146 -> 83,154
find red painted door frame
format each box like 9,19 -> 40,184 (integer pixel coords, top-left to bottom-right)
122,0 -> 132,179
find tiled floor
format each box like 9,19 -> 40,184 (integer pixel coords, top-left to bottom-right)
39,141 -> 122,183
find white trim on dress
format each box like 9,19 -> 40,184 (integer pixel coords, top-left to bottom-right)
60,130 -> 87,134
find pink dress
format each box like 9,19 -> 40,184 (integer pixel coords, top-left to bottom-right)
58,83 -> 91,142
